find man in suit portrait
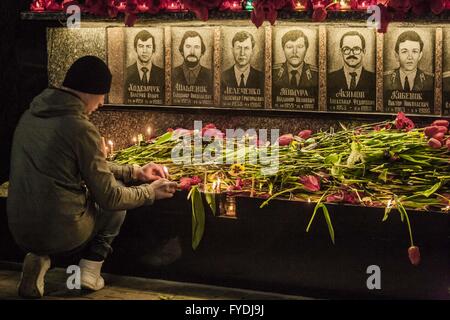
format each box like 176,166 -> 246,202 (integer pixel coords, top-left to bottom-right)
273,29 -> 318,90
384,30 -> 434,92
172,30 -> 212,91
126,30 -> 164,87
222,31 -> 264,89
328,31 -> 375,94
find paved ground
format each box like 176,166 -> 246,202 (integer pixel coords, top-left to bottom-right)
0,261 -> 312,300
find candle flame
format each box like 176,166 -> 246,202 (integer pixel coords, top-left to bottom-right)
308,197 -> 311,203
387,198 -> 393,208
163,166 -> 169,176
108,140 -> 113,146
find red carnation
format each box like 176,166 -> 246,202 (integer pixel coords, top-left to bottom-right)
395,112 -> 415,131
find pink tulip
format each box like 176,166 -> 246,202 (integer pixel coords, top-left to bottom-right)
428,138 -> 442,149
278,134 -> 294,146
432,119 -> 449,128
298,130 -> 312,140
424,126 -> 440,137
179,177 -> 192,190
433,132 -> 445,141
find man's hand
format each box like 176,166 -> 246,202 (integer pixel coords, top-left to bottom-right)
136,162 -> 168,182
150,179 -> 177,200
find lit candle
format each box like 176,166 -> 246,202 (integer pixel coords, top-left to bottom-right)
166,0 -> 181,11
230,0 -> 242,11
163,166 -> 169,179
312,0 -> 327,9
108,140 -> 114,155
31,0 -> 45,12
132,136 -> 137,146
137,0 -> 149,12
225,196 -> 236,216
146,126 -> 153,138
292,0 -> 307,11
116,1 -> 127,12
137,134 -> 144,145
308,197 -> 311,203
338,0 -> 351,10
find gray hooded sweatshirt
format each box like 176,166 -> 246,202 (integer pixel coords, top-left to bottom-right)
7,88 -> 155,255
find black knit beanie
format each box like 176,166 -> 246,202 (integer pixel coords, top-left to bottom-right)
63,56 -> 112,94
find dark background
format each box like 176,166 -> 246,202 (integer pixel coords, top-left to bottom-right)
0,0 -> 49,184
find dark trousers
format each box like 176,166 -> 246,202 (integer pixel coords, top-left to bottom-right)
49,189 -> 127,263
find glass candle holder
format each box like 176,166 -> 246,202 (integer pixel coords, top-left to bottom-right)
115,0 -> 127,12
291,0 -> 308,11
30,0 -> 45,12
226,1 -> 241,11
225,195 -> 237,216
356,0 -> 377,9
311,0 -> 329,9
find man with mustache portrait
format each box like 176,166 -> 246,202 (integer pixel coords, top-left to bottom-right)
172,30 -> 212,92
273,29 -> 318,90
328,31 -> 375,100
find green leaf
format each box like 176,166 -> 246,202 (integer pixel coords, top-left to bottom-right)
378,169 -> 388,183
415,181 -> 442,198
324,153 -> 340,165
306,193 -> 335,244
189,186 -> 205,250
204,192 -> 217,216
399,154 -> 431,166
154,131 -> 173,145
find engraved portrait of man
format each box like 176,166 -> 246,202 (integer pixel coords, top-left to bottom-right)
384,30 -> 434,92
222,31 -> 264,89
172,30 -> 212,92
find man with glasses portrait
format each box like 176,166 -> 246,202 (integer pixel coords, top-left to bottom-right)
328,31 -> 375,94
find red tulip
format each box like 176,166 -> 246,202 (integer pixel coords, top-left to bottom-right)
428,138 -> 442,149
436,126 -> 448,134
203,128 -> 224,139
312,6 -> 327,22
433,132 -> 445,141
424,126 -> 440,137
430,0 -> 446,14
432,119 -> 449,128
299,175 -> 320,192
298,129 -> 312,140
173,128 -> 192,136
446,139 -> 450,150
278,134 -> 294,146
408,246 -> 421,266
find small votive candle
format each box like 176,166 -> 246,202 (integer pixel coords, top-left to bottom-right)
229,0 -> 243,11
31,0 -> 45,12
225,195 -> 237,216
108,140 -> 114,155
312,0 -> 328,9
292,0 -> 307,11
